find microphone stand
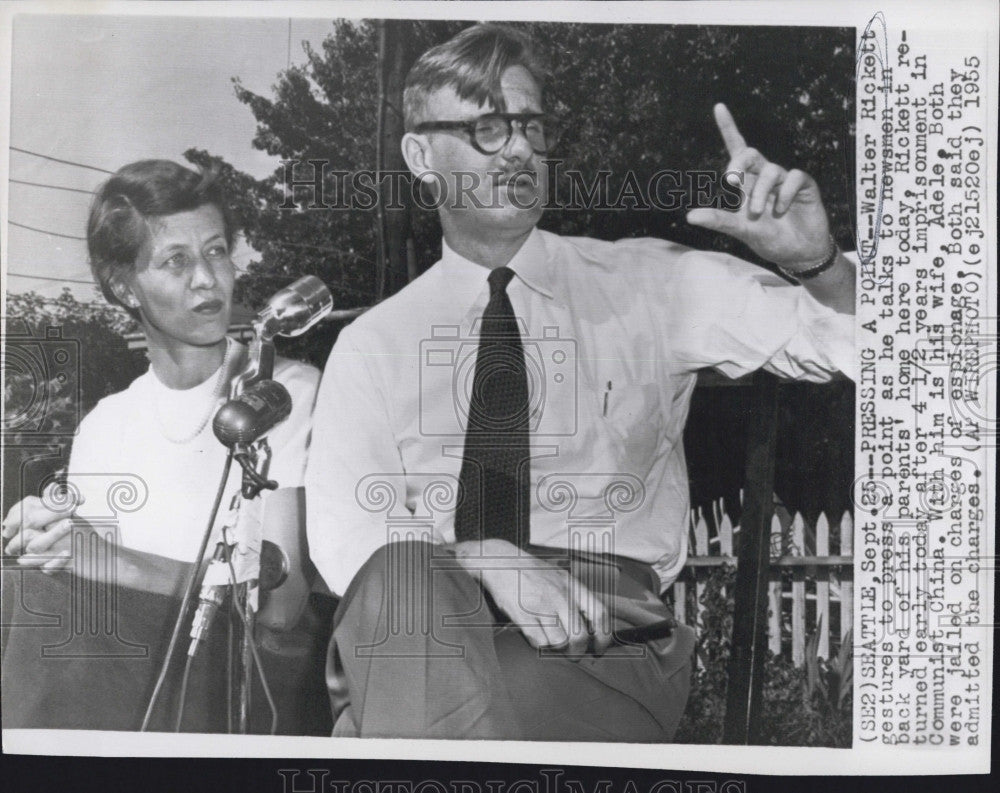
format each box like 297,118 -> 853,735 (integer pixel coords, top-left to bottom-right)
144,328 -> 277,734
179,320 -> 282,733
211,275 -> 333,731
144,276 -> 333,733
217,278 -> 332,730
224,317 -> 277,734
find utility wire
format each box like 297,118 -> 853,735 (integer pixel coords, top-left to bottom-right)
10,217 -> 377,268
236,268 -> 376,302
4,296 -> 114,313
9,266 -> 374,303
10,146 -> 114,175
9,178 -> 96,195
8,221 -> 87,241
6,272 -> 94,285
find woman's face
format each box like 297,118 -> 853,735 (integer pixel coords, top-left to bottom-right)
123,204 -> 235,349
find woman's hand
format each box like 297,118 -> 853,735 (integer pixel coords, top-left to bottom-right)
2,493 -> 79,572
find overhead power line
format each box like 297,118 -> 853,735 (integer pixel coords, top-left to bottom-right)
7,271 -> 95,285
10,216 -> 379,262
10,178 -> 96,195
235,267 -> 376,301
10,146 -> 114,175
8,267 -> 375,302
8,221 -> 87,241
10,216 -> 378,269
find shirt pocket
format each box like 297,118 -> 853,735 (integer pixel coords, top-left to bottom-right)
600,381 -> 663,476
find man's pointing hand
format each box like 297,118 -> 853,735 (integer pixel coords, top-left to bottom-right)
687,103 -> 833,271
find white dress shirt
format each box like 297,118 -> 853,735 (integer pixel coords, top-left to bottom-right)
305,228 -> 853,596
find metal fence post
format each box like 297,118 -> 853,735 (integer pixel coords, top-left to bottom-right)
722,371 -> 779,744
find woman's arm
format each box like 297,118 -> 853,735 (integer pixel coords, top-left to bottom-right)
6,486 -> 314,616
256,485 -> 316,631
6,514 -> 193,597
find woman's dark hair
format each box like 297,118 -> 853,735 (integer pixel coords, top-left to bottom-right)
86,160 -> 238,317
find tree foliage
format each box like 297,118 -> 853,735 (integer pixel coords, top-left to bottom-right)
194,19 -> 856,520
2,291 -> 146,513
534,24 -> 855,251
3,290 -> 142,423
189,20 -> 854,368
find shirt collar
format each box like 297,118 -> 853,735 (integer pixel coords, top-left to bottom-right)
439,228 -> 556,301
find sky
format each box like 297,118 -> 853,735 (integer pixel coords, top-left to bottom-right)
4,13 -> 335,301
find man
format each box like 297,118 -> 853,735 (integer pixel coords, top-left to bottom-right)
305,24 -> 853,740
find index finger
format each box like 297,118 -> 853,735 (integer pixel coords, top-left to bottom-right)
1,497 -> 32,539
714,102 -> 747,157
573,581 -> 612,653
1,516 -> 18,541
4,528 -> 43,557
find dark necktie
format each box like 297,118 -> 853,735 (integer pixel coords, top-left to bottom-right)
454,266 -> 531,547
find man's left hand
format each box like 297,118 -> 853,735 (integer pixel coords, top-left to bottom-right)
686,103 -> 831,270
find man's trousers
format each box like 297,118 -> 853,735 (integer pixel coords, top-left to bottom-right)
326,540 -> 696,741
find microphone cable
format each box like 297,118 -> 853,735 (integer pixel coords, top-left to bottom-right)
227,609 -> 235,734
174,654 -> 196,732
220,523 -> 279,735
140,451 -> 234,732
172,522 -> 280,734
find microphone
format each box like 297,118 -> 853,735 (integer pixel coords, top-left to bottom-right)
184,279 -> 332,663
213,380 -> 292,448
256,275 -> 333,340
227,276 -> 333,393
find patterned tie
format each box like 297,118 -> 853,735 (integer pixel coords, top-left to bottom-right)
454,266 -> 531,547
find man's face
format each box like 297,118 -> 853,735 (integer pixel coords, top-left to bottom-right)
418,65 -> 547,238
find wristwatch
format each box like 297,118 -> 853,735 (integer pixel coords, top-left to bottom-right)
777,235 -> 839,282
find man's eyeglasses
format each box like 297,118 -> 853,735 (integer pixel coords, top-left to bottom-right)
415,113 -> 560,156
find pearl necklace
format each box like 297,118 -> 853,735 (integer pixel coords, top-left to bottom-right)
154,337 -> 236,444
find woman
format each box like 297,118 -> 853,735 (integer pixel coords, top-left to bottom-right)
1,160 -> 328,733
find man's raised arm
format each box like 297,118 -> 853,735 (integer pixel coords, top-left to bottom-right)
687,103 -> 855,315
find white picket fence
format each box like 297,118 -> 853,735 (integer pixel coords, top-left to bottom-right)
676,496 -> 853,666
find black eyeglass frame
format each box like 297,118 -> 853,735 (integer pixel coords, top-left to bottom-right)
414,112 -> 560,155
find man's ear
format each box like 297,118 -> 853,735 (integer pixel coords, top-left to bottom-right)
401,132 -> 433,181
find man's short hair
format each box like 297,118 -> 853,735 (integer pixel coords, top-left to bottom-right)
86,159 -> 237,318
403,23 -> 549,131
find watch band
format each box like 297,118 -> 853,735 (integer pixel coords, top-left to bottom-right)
777,235 -> 839,282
